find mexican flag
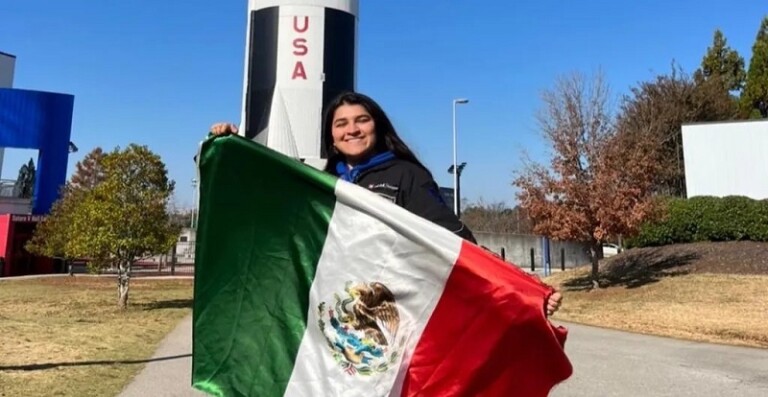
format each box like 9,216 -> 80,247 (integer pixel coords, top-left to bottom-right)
192,135 -> 573,396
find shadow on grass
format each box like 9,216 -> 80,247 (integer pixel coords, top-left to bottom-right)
140,299 -> 193,310
0,354 -> 191,371
564,248 -> 701,290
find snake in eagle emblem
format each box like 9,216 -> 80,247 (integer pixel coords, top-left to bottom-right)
317,281 -> 405,376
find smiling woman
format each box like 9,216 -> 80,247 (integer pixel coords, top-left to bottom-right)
328,103 -> 376,165
320,92 -> 478,243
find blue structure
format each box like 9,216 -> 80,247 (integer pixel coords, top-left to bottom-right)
0,88 -> 75,214
540,236 -> 552,276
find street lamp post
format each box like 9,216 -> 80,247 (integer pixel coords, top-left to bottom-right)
191,178 -> 198,229
447,162 -> 467,218
452,98 -> 469,217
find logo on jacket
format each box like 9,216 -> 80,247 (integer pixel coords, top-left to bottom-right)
368,183 -> 399,203
317,281 -> 405,376
368,183 -> 398,191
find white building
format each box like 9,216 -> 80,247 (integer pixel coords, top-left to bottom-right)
176,227 -> 196,260
682,120 -> 768,200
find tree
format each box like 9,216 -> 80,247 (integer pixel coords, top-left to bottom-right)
27,144 -> 177,309
513,71 -> 662,287
741,17 -> 768,118
461,200 -> 533,234
694,29 -> 746,92
617,64 -> 736,196
14,158 -> 36,198
26,188 -> 85,265
69,147 -> 106,191
29,147 -> 109,273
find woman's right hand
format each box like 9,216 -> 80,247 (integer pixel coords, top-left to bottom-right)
210,122 -> 239,136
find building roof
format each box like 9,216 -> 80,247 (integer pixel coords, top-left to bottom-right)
682,118 -> 768,127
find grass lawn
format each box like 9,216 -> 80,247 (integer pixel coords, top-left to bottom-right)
0,276 -> 193,397
545,242 -> 768,348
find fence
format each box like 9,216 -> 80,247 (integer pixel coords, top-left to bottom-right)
66,241 -> 196,276
474,232 -> 592,272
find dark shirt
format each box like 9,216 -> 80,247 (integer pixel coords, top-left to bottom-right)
334,152 -> 477,244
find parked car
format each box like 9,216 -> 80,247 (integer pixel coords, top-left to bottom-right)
602,243 -> 620,257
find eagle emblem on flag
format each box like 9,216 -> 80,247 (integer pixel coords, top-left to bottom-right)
317,281 -> 406,376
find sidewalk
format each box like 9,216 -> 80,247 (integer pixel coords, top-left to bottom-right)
117,315 -> 208,397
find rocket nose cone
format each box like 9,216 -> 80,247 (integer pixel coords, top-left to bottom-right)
248,0 -> 359,16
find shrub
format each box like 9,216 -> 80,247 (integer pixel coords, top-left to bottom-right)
627,195 -> 768,247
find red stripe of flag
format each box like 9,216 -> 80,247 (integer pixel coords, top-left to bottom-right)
402,242 -> 573,396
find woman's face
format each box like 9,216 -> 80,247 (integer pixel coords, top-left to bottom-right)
331,103 -> 377,165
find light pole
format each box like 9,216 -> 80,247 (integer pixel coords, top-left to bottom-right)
191,178 -> 198,229
447,162 -> 467,218
452,98 -> 469,217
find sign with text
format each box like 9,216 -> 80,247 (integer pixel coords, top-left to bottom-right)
12,214 -> 46,223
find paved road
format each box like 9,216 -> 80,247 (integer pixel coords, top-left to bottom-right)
551,321 -> 768,397
117,316 -> 768,396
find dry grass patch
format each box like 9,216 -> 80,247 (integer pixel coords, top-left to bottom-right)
547,268 -> 768,348
0,276 -> 193,397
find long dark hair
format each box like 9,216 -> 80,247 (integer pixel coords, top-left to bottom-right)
322,91 -> 431,176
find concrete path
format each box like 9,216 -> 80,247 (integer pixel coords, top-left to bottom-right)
117,315 -> 206,397
551,321 -> 768,397
117,316 -> 768,396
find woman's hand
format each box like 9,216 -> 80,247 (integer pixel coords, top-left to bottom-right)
546,289 -> 562,317
210,122 -> 238,136
526,272 -> 563,317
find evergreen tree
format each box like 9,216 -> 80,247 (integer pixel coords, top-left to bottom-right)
741,17 -> 768,118
695,29 -> 746,92
14,158 -> 36,199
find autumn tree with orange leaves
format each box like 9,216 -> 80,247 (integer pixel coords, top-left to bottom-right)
513,71 -> 662,287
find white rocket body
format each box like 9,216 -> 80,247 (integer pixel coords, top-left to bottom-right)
240,0 -> 359,170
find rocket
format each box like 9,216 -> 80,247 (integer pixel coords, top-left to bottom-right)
239,0 -> 359,170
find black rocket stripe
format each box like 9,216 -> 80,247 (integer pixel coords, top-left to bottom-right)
320,8 -> 356,158
244,7 -> 279,140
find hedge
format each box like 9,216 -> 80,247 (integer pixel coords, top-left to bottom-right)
627,195 -> 768,248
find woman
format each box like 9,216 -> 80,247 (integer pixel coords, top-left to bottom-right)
211,92 -> 476,242
209,91 -> 561,315
322,92 -> 479,243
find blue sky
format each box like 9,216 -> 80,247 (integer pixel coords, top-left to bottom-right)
1,1 -> 765,209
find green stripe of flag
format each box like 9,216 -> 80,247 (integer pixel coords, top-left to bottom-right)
192,135 -> 338,397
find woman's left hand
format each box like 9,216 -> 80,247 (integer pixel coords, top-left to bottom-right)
546,290 -> 562,316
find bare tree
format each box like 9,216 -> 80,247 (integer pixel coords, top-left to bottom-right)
462,199 -> 533,234
69,147 -> 107,191
618,64 -> 737,196
514,71 -> 662,287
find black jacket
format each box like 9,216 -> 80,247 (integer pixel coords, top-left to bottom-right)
335,155 -> 477,244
